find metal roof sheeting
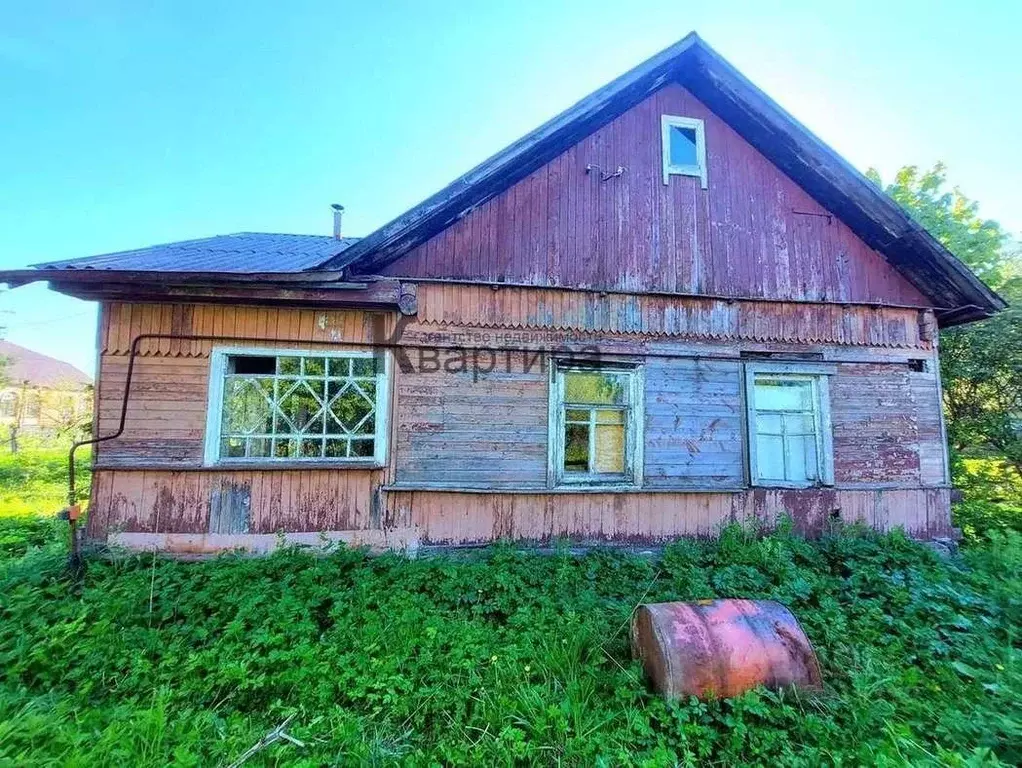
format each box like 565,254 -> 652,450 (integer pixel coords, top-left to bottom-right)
33,233 -> 359,274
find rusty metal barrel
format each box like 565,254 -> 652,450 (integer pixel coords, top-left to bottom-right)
631,599 -> 822,699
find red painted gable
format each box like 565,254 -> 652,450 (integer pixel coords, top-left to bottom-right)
379,84 -> 930,307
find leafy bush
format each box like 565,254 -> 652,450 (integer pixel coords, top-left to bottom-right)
953,458 -> 1022,542
0,523 -> 1019,766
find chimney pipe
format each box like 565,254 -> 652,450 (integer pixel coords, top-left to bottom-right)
331,203 -> 344,240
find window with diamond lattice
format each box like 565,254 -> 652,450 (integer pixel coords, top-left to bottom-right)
205,349 -> 388,464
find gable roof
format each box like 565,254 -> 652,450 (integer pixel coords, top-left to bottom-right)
0,341 -> 91,389
33,232 -> 360,274
0,33 -> 1005,326
321,32 -> 1005,326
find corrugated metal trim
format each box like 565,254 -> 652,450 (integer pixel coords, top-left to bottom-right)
416,284 -> 927,348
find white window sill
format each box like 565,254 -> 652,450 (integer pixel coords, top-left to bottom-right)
383,483 -> 651,494
752,481 -> 835,490
206,459 -> 385,471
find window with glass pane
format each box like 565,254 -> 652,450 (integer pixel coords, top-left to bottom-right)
557,368 -> 635,482
669,125 -> 698,167
661,115 -> 707,188
216,352 -> 381,461
752,375 -> 821,484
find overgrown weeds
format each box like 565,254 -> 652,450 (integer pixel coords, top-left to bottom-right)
0,445 -> 89,561
0,447 -> 1018,764
0,521 -> 1019,766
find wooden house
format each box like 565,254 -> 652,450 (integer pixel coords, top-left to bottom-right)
0,341 -> 92,445
1,34 -> 1004,555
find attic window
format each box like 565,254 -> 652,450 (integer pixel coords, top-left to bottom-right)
661,115 -> 707,188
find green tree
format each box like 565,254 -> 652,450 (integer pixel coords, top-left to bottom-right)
868,163 -> 1022,475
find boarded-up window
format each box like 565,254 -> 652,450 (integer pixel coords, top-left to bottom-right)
205,348 -> 389,465
551,365 -> 643,486
746,367 -> 834,487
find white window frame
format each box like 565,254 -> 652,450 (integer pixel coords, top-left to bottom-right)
744,362 -> 835,488
548,361 -> 644,488
661,115 -> 708,188
203,346 -> 391,467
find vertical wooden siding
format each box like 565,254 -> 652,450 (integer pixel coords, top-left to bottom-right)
101,486 -> 952,554
387,488 -> 954,546
99,302 -> 387,356
89,468 -> 384,537
379,84 -> 931,307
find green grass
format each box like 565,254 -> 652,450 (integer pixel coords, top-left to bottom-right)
0,449 -> 1019,765
0,444 -> 91,518
0,446 -> 90,562
0,524 -> 1019,766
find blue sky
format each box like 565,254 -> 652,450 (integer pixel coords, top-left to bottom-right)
1,1 -> 1019,375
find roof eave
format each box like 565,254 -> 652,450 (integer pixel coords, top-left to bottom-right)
0,268 -> 358,287
323,32 -> 1004,323
681,42 -> 1006,318
0,269 -> 418,315
935,304 -> 1000,328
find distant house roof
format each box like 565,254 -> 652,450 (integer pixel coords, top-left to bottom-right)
0,341 -> 92,389
33,232 -> 360,274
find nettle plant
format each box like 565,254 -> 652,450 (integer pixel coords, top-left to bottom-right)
0,520 -> 1019,766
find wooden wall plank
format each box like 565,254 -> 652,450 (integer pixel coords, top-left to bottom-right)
385,487 -> 951,546
101,303 -> 380,356
644,358 -> 744,488
89,468 -> 385,539
87,474 -> 953,548
393,353 -> 549,488
412,284 -> 928,349
95,311 -> 945,492
91,299 -> 951,549
379,84 -> 932,308
830,363 -> 945,486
